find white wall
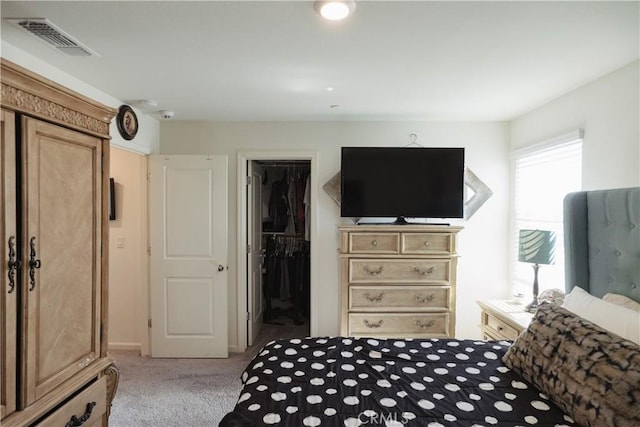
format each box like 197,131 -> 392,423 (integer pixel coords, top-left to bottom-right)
1,41 -> 161,155
108,148 -> 148,351
510,60 -> 640,189
160,121 -> 511,346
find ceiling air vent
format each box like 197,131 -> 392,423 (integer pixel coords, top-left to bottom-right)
7,18 -> 99,57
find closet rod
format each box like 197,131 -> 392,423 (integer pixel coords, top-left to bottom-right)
256,160 -> 310,167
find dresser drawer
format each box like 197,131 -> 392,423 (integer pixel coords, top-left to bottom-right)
483,312 -> 519,340
349,232 -> 399,254
349,259 -> 450,283
349,285 -> 450,311
35,377 -> 106,427
401,232 -> 452,255
348,313 -> 450,337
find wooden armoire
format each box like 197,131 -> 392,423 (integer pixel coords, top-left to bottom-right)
1,59 -> 119,426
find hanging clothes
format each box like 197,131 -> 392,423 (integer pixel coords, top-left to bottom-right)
285,172 -> 296,235
267,172 -> 290,232
304,173 -> 311,241
295,173 -> 306,235
260,162 -> 311,327
263,234 -> 310,325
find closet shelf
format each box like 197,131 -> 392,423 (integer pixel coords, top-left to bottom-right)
264,232 -> 305,238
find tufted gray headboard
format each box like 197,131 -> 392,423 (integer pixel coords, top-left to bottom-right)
564,187 -> 640,303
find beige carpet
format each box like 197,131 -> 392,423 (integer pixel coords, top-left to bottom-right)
108,319 -> 309,426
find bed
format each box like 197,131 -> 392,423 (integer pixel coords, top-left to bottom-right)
221,187 -> 640,427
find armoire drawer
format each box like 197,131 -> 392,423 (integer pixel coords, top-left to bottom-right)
349,285 -> 450,311
401,232 -> 452,255
349,259 -> 450,283
348,313 -> 450,337
35,377 -> 106,427
349,232 -> 399,254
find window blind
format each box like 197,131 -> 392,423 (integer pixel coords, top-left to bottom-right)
512,134 -> 582,297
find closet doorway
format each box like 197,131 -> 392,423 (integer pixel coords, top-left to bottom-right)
237,152 -> 318,353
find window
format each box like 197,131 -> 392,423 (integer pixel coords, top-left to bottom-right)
513,130 -> 583,299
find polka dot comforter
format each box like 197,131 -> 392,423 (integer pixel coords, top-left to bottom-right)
220,337 -> 576,427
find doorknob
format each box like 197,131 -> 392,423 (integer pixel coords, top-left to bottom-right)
218,265 -> 225,272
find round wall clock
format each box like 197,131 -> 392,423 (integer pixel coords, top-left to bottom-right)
116,105 -> 138,140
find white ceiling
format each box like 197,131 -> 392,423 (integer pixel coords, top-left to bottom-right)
1,1 -> 638,122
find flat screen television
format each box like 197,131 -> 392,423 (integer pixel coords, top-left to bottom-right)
340,147 -> 465,222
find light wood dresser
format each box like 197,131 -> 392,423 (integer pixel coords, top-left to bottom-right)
477,299 -> 533,340
339,224 -> 462,338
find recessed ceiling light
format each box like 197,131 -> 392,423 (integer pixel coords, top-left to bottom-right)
327,87 -> 334,91
314,1 -> 356,21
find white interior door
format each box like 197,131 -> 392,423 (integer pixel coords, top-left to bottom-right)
247,161 -> 264,346
149,155 -> 228,358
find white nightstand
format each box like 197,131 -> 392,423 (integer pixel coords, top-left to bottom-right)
477,299 -> 534,340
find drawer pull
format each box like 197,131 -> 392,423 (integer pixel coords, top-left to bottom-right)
363,265 -> 384,276
496,325 -> 504,331
364,292 -> 384,302
371,239 -> 378,247
7,235 -> 22,294
423,241 -> 431,247
414,266 -> 434,276
364,319 -> 383,328
415,294 -> 436,303
29,237 -> 42,291
415,320 -> 435,329
65,401 -> 96,427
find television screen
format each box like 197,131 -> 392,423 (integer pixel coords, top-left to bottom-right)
340,147 -> 465,220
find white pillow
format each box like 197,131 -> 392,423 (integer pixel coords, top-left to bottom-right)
603,293 -> 640,312
562,287 -> 640,344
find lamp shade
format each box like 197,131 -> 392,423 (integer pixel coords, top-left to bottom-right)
518,229 -> 556,265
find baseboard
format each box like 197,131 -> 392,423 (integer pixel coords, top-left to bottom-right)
110,342 -> 239,355
108,342 -> 141,351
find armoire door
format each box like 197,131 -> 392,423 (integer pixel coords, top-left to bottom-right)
1,109 -> 17,419
21,117 -> 103,406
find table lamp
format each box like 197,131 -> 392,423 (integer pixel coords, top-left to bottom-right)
518,229 -> 556,313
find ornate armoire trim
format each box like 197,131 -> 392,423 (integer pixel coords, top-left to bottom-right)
104,363 -> 120,418
0,58 -> 116,139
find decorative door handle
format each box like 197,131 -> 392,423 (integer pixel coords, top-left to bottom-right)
363,292 -> 384,302
218,265 -> 225,272
415,294 -> 435,303
7,236 -> 22,294
363,265 -> 384,275
364,319 -> 383,329
29,237 -> 41,291
415,320 -> 435,329
414,266 -> 434,276
65,401 -> 96,427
